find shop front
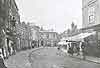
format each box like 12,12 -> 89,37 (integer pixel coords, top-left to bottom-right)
82,24 -> 100,57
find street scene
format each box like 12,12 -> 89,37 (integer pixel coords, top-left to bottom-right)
0,0 -> 100,68
4,47 -> 100,68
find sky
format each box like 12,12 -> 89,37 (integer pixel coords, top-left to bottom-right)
15,0 -> 82,33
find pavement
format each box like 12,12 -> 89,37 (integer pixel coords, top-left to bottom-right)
4,47 -> 100,68
61,48 -> 100,64
4,47 -> 44,68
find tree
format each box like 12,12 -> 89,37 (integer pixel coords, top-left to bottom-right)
67,29 -> 70,34
66,22 -> 79,36
40,27 -> 44,31
71,22 -> 75,29
70,22 -> 78,36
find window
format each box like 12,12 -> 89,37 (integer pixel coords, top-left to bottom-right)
89,15 -> 95,23
88,5 -> 95,24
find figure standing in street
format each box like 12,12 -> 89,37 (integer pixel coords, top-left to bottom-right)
57,45 -> 63,56
68,42 -> 74,56
76,42 -> 80,56
81,40 -> 86,60
76,46 -> 80,56
68,46 -> 74,56
57,45 -> 60,50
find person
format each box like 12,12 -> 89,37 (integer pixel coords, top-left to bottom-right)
75,42 -> 80,56
57,45 -> 61,51
0,52 -> 7,68
81,40 -> 86,60
56,45 -> 61,56
76,45 -> 80,56
68,46 -> 74,56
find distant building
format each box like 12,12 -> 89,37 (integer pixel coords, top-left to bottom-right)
26,23 -> 33,49
39,31 -> 60,47
28,23 -> 40,48
16,22 -> 32,50
82,0 -> 100,57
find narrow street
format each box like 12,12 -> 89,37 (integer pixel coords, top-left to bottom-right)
1,0 -> 100,68
5,47 -> 100,68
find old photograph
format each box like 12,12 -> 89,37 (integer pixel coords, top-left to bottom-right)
0,0 -> 100,68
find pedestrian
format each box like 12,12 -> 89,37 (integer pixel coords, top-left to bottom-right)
68,46 -> 74,56
56,45 -> 62,56
76,45 -> 80,56
57,46 -> 60,50
0,52 -> 7,68
81,40 -> 86,60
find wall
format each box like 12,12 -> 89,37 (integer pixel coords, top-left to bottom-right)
82,0 -> 100,57
40,31 -> 59,46
82,0 -> 100,28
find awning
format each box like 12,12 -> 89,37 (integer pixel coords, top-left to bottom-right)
61,37 -> 72,41
66,31 -> 96,41
58,41 -> 68,45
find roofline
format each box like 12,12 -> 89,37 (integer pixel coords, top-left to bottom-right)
39,31 -> 58,33
80,24 -> 100,31
13,0 -> 19,10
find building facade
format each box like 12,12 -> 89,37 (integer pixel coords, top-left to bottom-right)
82,0 -> 100,57
26,23 -> 33,49
16,22 -> 32,50
0,0 -> 8,55
0,0 -> 20,59
82,0 -> 100,28
28,23 -> 40,48
39,31 -> 60,47
16,22 -> 41,50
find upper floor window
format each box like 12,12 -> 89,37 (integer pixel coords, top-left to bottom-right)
88,5 -> 96,24
89,15 -> 95,23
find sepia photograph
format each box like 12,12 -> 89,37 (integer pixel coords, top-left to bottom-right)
0,0 -> 100,68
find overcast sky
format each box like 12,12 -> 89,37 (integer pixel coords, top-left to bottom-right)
15,0 -> 82,33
